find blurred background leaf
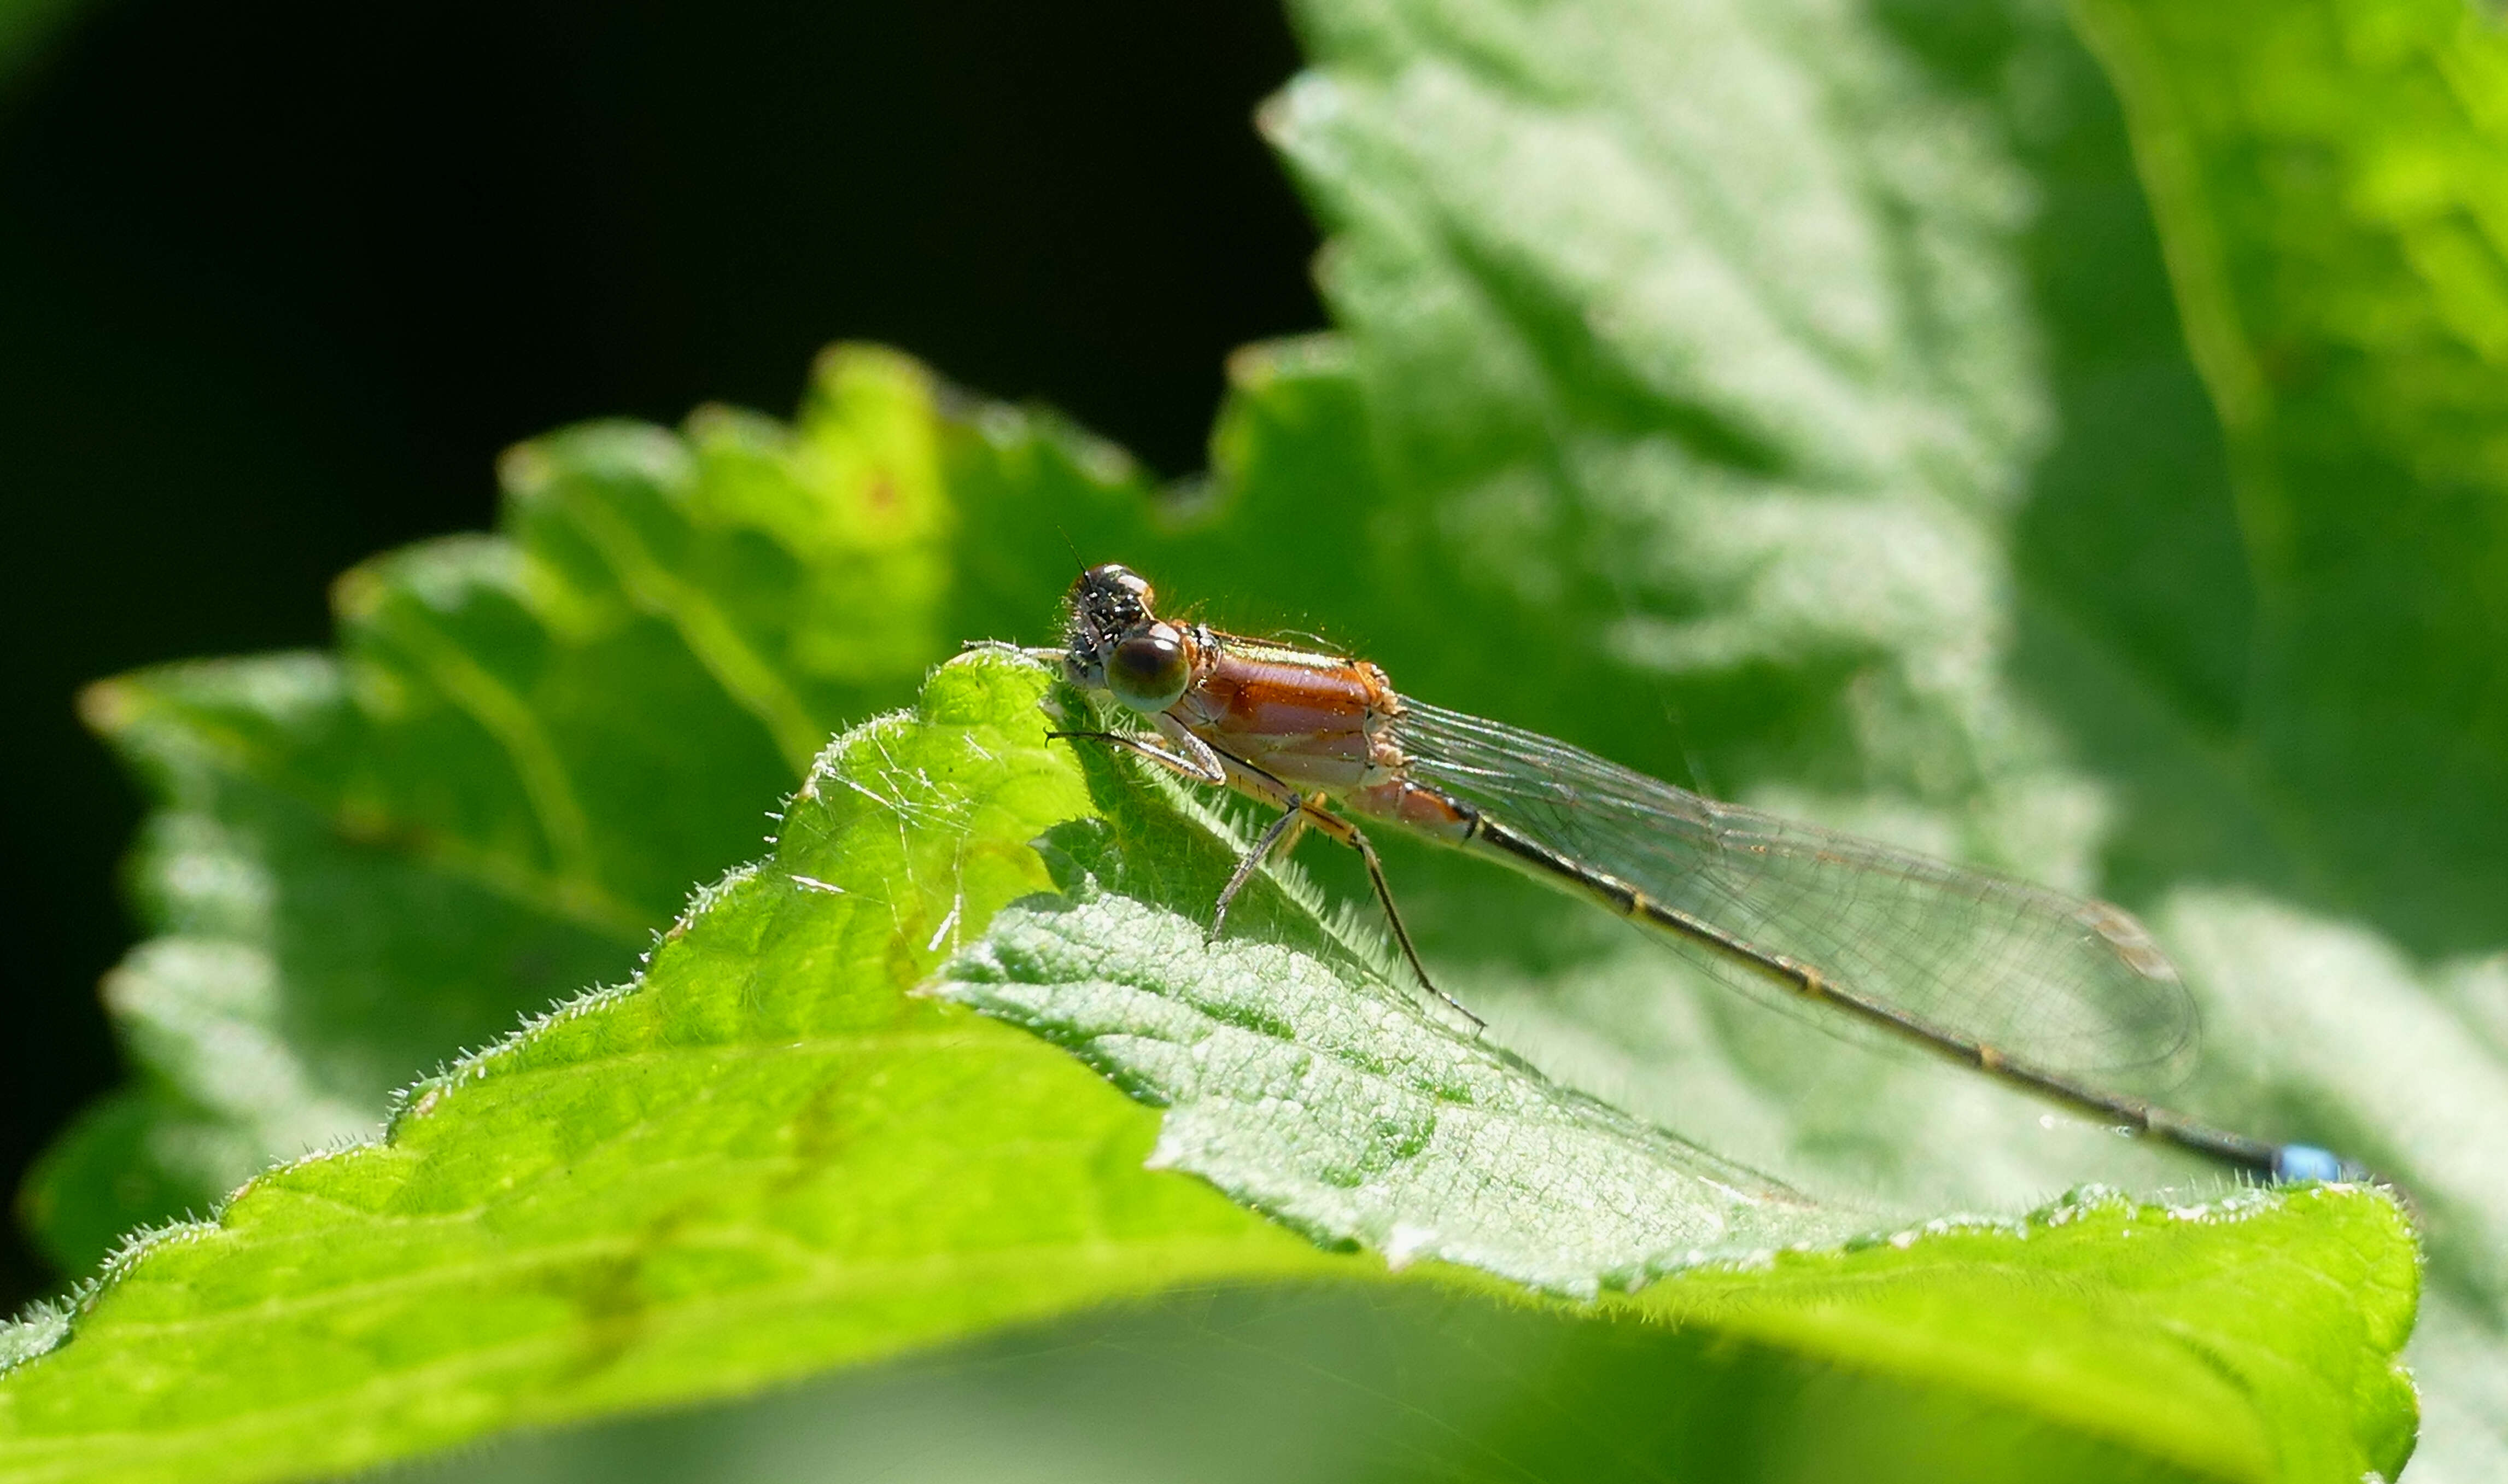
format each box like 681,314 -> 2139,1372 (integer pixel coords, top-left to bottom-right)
2073,0 -> 2508,951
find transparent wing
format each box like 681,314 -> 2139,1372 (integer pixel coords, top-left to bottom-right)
1396,700 -> 2196,1079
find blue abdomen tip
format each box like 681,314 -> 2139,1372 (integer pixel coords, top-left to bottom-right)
2275,1144 -> 2346,1183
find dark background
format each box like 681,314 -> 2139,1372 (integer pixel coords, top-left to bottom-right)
0,0 -> 1320,1312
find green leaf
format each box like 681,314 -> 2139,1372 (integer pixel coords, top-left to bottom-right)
373,1275 -> 2401,1484
2074,0 -> 2508,953
10,0 -> 2460,1475
20,348 -> 1152,1273
937,782 -> 1857,1296
0,652 -> 1314,1482
0,653 -> 2419,1484
2053,4 -> 2508,1474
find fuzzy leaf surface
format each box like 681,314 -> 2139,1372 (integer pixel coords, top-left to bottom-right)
0,656 -> 2418,1484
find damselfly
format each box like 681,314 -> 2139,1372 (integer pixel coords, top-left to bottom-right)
1041,563 -> 2351,1184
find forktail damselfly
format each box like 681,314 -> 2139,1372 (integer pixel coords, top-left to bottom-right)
1040,563 -> 2351,1185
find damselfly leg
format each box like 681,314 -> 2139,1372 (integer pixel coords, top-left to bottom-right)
1049,725 -> 1479,1029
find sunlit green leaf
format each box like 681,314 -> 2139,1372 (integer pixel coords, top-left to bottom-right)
20,348 -> 1153,1273
0,655 -> 2417,1484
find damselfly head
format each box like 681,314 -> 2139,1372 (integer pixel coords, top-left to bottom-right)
1071,563 -> 1157,626
1062,563 -> 1194,714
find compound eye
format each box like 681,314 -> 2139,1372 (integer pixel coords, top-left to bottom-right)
1106,628 -> 1190,713
1084,563 -> 1152,601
